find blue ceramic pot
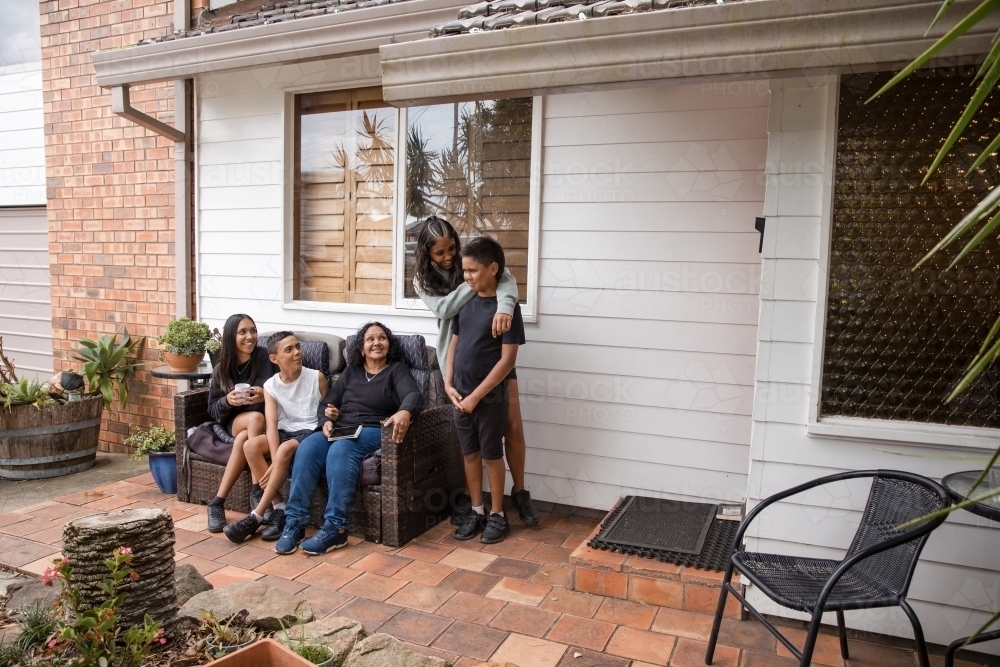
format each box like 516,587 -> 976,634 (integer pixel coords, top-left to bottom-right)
148,451 -> 177,494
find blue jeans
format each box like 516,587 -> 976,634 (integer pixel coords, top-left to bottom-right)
284,427 -> 382,532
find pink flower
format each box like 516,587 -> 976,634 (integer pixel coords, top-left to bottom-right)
41,567 -> 57,584
119,546 -> 132,555
47,639 -> 57,649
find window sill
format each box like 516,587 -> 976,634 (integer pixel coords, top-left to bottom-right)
282,300 -> 437,318
282,298 -> 538,322
807,416 -> 1000,451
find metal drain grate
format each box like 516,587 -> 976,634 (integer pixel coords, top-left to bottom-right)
588,496 -> 740,572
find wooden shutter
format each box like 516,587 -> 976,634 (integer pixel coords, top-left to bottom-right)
296,88 -> 394,305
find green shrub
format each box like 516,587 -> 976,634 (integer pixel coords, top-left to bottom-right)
156,318 -> 214,357
126,425 -> 176,460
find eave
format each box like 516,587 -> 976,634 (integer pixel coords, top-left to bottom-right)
91,0 -> 470,87
378,0 -> 1000,106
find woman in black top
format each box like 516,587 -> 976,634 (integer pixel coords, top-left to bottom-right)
278,322 -> 422,555
204,314 -> 276,533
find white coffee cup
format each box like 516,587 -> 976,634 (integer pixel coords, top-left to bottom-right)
234,383 -> 251,400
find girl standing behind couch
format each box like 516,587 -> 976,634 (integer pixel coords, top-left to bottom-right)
204,313 -> 276,533
412,216 -> 538,526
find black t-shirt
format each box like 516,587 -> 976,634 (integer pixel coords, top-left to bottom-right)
451,295 -> 525,397
317,361 -> 423,429
206,346 -> 277,426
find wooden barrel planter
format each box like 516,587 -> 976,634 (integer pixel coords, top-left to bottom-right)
0,394 -> 103,479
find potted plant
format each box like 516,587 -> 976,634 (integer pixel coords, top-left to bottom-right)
127,425 -> 176,494
156,318 -> 220,373
1,331 -> 142,479
200,609 -> 257,657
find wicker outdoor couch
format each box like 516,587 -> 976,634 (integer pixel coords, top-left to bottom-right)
174,330 -> 463,547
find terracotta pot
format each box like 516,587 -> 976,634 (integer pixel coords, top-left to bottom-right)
163,352 -> 202,373
209,639 -> 314,667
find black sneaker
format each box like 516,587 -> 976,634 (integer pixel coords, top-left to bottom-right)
207,502 -> 226,533
480,512 -> 510,544
451,492 -> 472,527
250,486 -> 273,525
261,508 -> 285,541
454,512 -> 487,540
512,488 -> 539,526
223,513 -> 261,544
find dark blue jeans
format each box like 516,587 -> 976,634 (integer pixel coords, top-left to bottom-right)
284,427 -> 382,532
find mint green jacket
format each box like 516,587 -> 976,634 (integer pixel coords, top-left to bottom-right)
413,265 -> 519,367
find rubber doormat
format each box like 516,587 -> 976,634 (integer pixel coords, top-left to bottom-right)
588,496 -> 740,571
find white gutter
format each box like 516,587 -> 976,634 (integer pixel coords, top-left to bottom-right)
91,0 -> 471,88
378,0 -> 1000,106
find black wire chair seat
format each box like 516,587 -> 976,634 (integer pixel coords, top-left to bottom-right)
706,469 -> 951,667
733,552 -> 899,612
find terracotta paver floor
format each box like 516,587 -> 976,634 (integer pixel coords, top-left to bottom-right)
0,473 -> 990,667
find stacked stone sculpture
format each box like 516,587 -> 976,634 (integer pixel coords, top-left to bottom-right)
62,508 -> 177,633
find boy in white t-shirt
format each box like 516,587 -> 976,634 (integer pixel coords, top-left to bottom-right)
223,332 -> 328,544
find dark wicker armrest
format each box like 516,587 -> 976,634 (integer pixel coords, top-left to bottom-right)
174,387 -> 211,453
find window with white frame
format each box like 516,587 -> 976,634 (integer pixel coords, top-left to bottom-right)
290,88 -> 536,310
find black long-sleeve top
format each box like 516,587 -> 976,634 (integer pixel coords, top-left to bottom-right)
317,361 -> 423,430
206,346 -> 277,426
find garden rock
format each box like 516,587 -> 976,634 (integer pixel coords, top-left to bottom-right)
4,580 -> 59,612
178,580 -> 313,631
0,571 -> 26,597
343,633 -> 449,667
174,563 -> 212,605
277,616 -> 365,663
470,664 -> 519,667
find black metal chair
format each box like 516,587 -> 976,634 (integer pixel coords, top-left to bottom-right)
705,469 -> 951,667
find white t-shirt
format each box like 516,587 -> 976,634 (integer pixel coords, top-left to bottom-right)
263,367 -> 322,432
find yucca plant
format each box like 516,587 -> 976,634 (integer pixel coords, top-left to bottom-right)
870,0 -> 1000,641
72,329 -> 144,409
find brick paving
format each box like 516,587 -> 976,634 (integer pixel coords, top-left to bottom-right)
0,473 -> 990,667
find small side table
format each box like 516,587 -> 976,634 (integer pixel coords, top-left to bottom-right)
941,470 -> 1000,522
941,469 -> 1000,666
150,365 -> 213,388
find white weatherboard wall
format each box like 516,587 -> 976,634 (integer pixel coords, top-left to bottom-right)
196,56 -> 767,508
0,63 -> 45,207
747,76 -> 1000,654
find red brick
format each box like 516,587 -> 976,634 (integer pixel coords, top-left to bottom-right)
574,567 -> 627,599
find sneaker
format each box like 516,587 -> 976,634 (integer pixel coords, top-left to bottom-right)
250,486 -> 273,525
301,528 -> 348,555
451,492 -> 472,527
274,523 -> 306,555
480,512 -> 510,544
511,488 -> 539,526
207,502 -> 226,533
261,508 -> 285,541
223,513 -> 261,544
454,512 -> 487,540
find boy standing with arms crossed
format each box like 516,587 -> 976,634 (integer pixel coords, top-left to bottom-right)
445,237 -> 526,544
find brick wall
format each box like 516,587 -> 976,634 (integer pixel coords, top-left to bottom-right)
40,0 -> 187,453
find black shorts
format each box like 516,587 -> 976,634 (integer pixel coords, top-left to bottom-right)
455,385 -> 508,460
278,428 -> 315,445
506,368 -> 517,381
